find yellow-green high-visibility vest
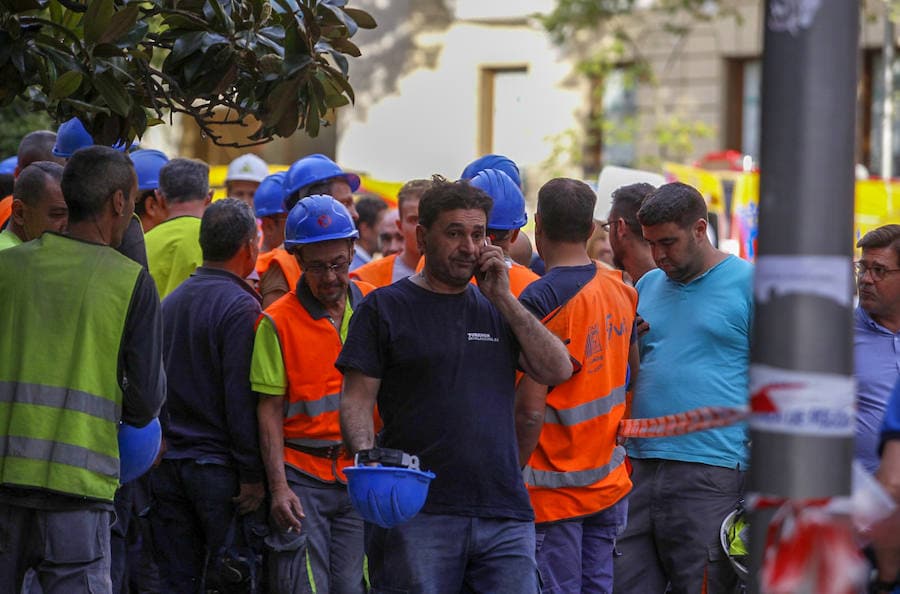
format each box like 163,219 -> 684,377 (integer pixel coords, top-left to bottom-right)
0,233 -> 141,502
144,215 -> 202,299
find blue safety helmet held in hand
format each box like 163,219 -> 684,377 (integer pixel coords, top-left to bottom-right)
285,154 -> 361,196
284,194 -> 359,249
131,149 -> 169,191
344,448 -> 435,529
118,417 -> 162,484
53,117 -> 131,158
0,156 -> 17,175
471,168 -> 527,230
461,154 -> 521,188
253,172 -> 288,217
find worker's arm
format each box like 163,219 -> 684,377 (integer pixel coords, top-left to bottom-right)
477,243 -> 571,386
627,337 -> 640,391
260,264 -> 290,309
340,369 -> 381,456
258,395 -> 304,532
515,375 -> 548,467
120,270 -> 166,426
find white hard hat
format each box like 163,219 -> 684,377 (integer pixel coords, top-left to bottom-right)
226,154 -> 268,183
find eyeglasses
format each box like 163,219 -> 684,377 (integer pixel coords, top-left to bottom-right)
303,259 -> 351,276
601,219 -> 621,232
487,229 -> 512,243
854,261 -> 900,282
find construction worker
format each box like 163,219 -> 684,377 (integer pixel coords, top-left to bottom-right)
284,153 -> 360,219
144,158 -> 211,299
252,195 -> 375,594
872,379 -> 900,593
149,198 -> 265,593
131,149 -> 170,233
469,168 -> 539,297
614,182 -> 752,594
338,177 -> 572,594
259,154 -> 359,305
254,172 -> 302,308
0,130 -> 65,228
226,153 -> 269,207
0,146 -> 166,593
605,182 -> 657,284
0,162 -> 67,251
350,179 -> 430,287
351,195 -> 388,270
377,208 -> 403,257
516,178 -> 638,592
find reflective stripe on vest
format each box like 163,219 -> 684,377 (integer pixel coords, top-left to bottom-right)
544,385 -> 626,426
0,234 -> 139,501
524,445 -> 627,489
265,281 -> 374,482
525,264 -> 637,524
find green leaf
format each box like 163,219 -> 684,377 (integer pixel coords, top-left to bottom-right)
99,3 -> 140,45
275,98 -> 299,136
262,78 -> 299,126
92,71 -> 132,116
50,70 -> 83,99
92,43 -> 125,57
343,7 -> 376,29
84,0 -> 115,45
329,37 -> 360,57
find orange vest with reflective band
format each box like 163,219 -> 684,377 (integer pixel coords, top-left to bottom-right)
350,253 -> 396,288
524,264 -> 637,524
256,247 -> 301,290
263,279 -> 375,483
0,195 -> 11,229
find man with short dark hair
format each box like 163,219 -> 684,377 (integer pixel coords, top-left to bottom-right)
0,161 -> 67,251
351,179 -> 430,287
149,198 -> 265,593
145,158 -> 211,298
351,195 -> 388,270
377,208 -> 403,257
614,181 -> 752,594
252,196 -> 375,593
0,146 -> 165,593
606,182 -> 658,284
854,224 -> 900,474
338,177 -> 573,593
0,130 -> 66,228
517,178 -> 638,593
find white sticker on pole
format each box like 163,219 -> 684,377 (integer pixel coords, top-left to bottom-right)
749,364 -> 854,437
768,0 -> 821,35
755,255 -> 853,307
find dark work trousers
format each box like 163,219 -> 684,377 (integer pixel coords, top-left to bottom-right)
111,477 -> 160,593
0,504 -> 113,594
613,458 -> 744,594
148,458 -> 256,593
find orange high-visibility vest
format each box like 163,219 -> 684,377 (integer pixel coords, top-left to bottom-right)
257,247 -> 302,290
350,253 -> 397,288
0,195 -> 11,229
524,264 -> 637,524
505,262 -> 539,297
263,280 -> 375,483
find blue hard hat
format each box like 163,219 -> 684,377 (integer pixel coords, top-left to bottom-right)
461,154 -> 521,188
118,417 -> 162,484
471,168 -> 527,230
130,149 -> 169,191
0,156 -> 17,175
344,449 -> 435,529
53,117 -> 131,158
254,171 -> 288,217
285,154 -> 361,196
284,194 -> 359,249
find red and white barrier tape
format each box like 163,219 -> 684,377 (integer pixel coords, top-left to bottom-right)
617,406 -> 748,442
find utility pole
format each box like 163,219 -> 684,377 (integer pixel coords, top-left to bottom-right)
749,1 -> 859,592
883,12 -> 894,180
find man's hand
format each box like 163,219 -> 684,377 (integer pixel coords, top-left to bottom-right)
475,239 -> 511,302
636,315 -> 650,337
270,485 -> 304,533
233,482 -> 265,515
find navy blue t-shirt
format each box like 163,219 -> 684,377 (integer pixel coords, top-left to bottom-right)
336,278 -> 534,521
519,262 -> 598,319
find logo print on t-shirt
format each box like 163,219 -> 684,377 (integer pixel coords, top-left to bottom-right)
467,332 -> 499,343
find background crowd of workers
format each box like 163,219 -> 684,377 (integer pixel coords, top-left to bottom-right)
1,118 -> 900,594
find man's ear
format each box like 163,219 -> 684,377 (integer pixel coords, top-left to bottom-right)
10,199 -> 26,226
534,213 -> 543,237
112,188 -> 126,217
694,218 -> 708,241
415,224 -> 426,253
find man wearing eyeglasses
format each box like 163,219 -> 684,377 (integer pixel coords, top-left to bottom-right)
854,224 -> 900,475
251,195 -> 376,594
